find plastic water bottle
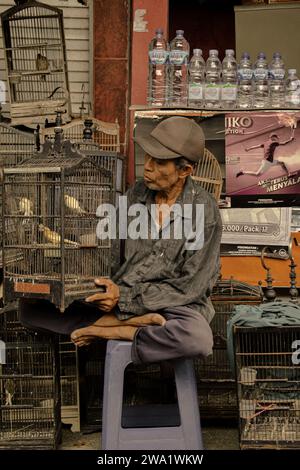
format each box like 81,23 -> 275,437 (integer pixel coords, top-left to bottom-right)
221,49 -> 237,109
269,52 -> 285,108
204,49 -> 221,109
188,49 -> 205,108
168,30 -> 190,107
253,52 -> 269,108
147,28 -> 169,107
237,52 -> 253,109
285,69 -> 300,108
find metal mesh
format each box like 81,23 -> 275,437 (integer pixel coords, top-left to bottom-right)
1,2 -> 70,123
0,311 -> 60,449
0,123 -> 35,168
59,338 -> 80,432
234,326 -> 300,449
194,280 -> 262,418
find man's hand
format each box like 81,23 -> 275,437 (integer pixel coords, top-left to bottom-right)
85,278 -> 120,313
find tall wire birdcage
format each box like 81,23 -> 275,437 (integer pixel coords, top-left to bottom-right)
0,307 -> 61,449
1,0 -> 71,125
59,337 -> 80,433
234,325 -> 300,449
194,278 -> 263,419
2,132 -> 113,312
0,122 -> 36,268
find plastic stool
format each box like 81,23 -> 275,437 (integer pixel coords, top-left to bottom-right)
101,340 -> 203,450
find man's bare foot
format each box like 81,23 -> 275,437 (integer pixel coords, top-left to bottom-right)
71,325 -> 138,347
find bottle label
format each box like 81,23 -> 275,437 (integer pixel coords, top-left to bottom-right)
169,50 -> 189,65
188,83 -> 203,100
205,84 -> 220,101
253,68 -> 268,80
269,69 -> 285,80
238,68 -> 253,80
287,92 -> 300,105
149,50 -> 168,65
221,84 -> 237,101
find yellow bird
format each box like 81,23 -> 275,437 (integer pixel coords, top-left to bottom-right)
19,197 -> 33,217
39,224 -> 79,247
64,194 -> 86,215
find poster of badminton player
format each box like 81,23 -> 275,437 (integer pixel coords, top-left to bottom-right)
226,112 -> 300,206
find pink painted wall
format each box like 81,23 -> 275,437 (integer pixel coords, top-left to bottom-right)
128,0 -> 169,184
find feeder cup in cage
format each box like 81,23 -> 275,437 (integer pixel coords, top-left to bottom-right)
240,367 -> 257,386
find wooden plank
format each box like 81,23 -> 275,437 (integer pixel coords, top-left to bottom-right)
68,61 -> 89,72
63,18 -> 89,30
0,0 -> 92,120
64,29 -> 89,40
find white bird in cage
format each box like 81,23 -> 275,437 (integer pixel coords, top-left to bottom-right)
19,197 -> 33,217
4,379 -> 15,407
39,224 -> 79,247
64,194 -> 86,215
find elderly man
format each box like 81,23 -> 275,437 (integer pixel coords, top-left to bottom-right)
20,117 -> 222,364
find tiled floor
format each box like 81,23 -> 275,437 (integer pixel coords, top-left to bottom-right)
59,425 -> 240,450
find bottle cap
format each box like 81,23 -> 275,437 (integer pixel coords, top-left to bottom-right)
288,69 -> 297,74
258,52 -> 266,59
242,52 -> 250,59
155,28 -> 163,35
209,49 -> 218,55
193,48 -> 202,55
273,52 -> 281,58
176,30 -> 184,36
225,49 -> 235,55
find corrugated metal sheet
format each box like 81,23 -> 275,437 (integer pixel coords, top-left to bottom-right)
0,0 -> 92,118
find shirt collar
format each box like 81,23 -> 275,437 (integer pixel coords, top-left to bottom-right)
135,176 -> 195,219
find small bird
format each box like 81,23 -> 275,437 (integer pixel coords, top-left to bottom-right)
39,224 -> 79,247
19,197 -> 33,216
64,194 -> 86,215
36,53 -> 49,81
4,379 -> 15,407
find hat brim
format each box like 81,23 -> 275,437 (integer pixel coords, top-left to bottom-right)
134,133 -> 182,160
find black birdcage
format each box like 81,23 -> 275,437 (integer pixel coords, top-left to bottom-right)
2,133 -> 113,311
0,122 -> 36,168
1,0 -> 70,124
0,122 -> 36,259
59,337 -> 80,432
0,307 -> 61,449
234,325 -> 300,449
194,278 -> 263,419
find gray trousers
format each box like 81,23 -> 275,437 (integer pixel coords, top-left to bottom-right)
19,300 -> 213,364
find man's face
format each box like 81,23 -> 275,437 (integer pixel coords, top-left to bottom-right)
143,154 -> 180,191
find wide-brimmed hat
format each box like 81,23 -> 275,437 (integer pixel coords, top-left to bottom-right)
134,116 -> 205,163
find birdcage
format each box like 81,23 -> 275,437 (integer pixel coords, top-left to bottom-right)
2,133 -> 113,312
234,325 -> 300,449
0,309 -> 61,449
194,278 -> 263,419
1,0 -> 71,125
0,122 -> 36,168
0,122 -> 36,260
40,117 -> 125,196
59,337 -> 80,432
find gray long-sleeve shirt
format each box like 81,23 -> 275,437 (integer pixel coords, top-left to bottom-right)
112,176 -> 222,323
